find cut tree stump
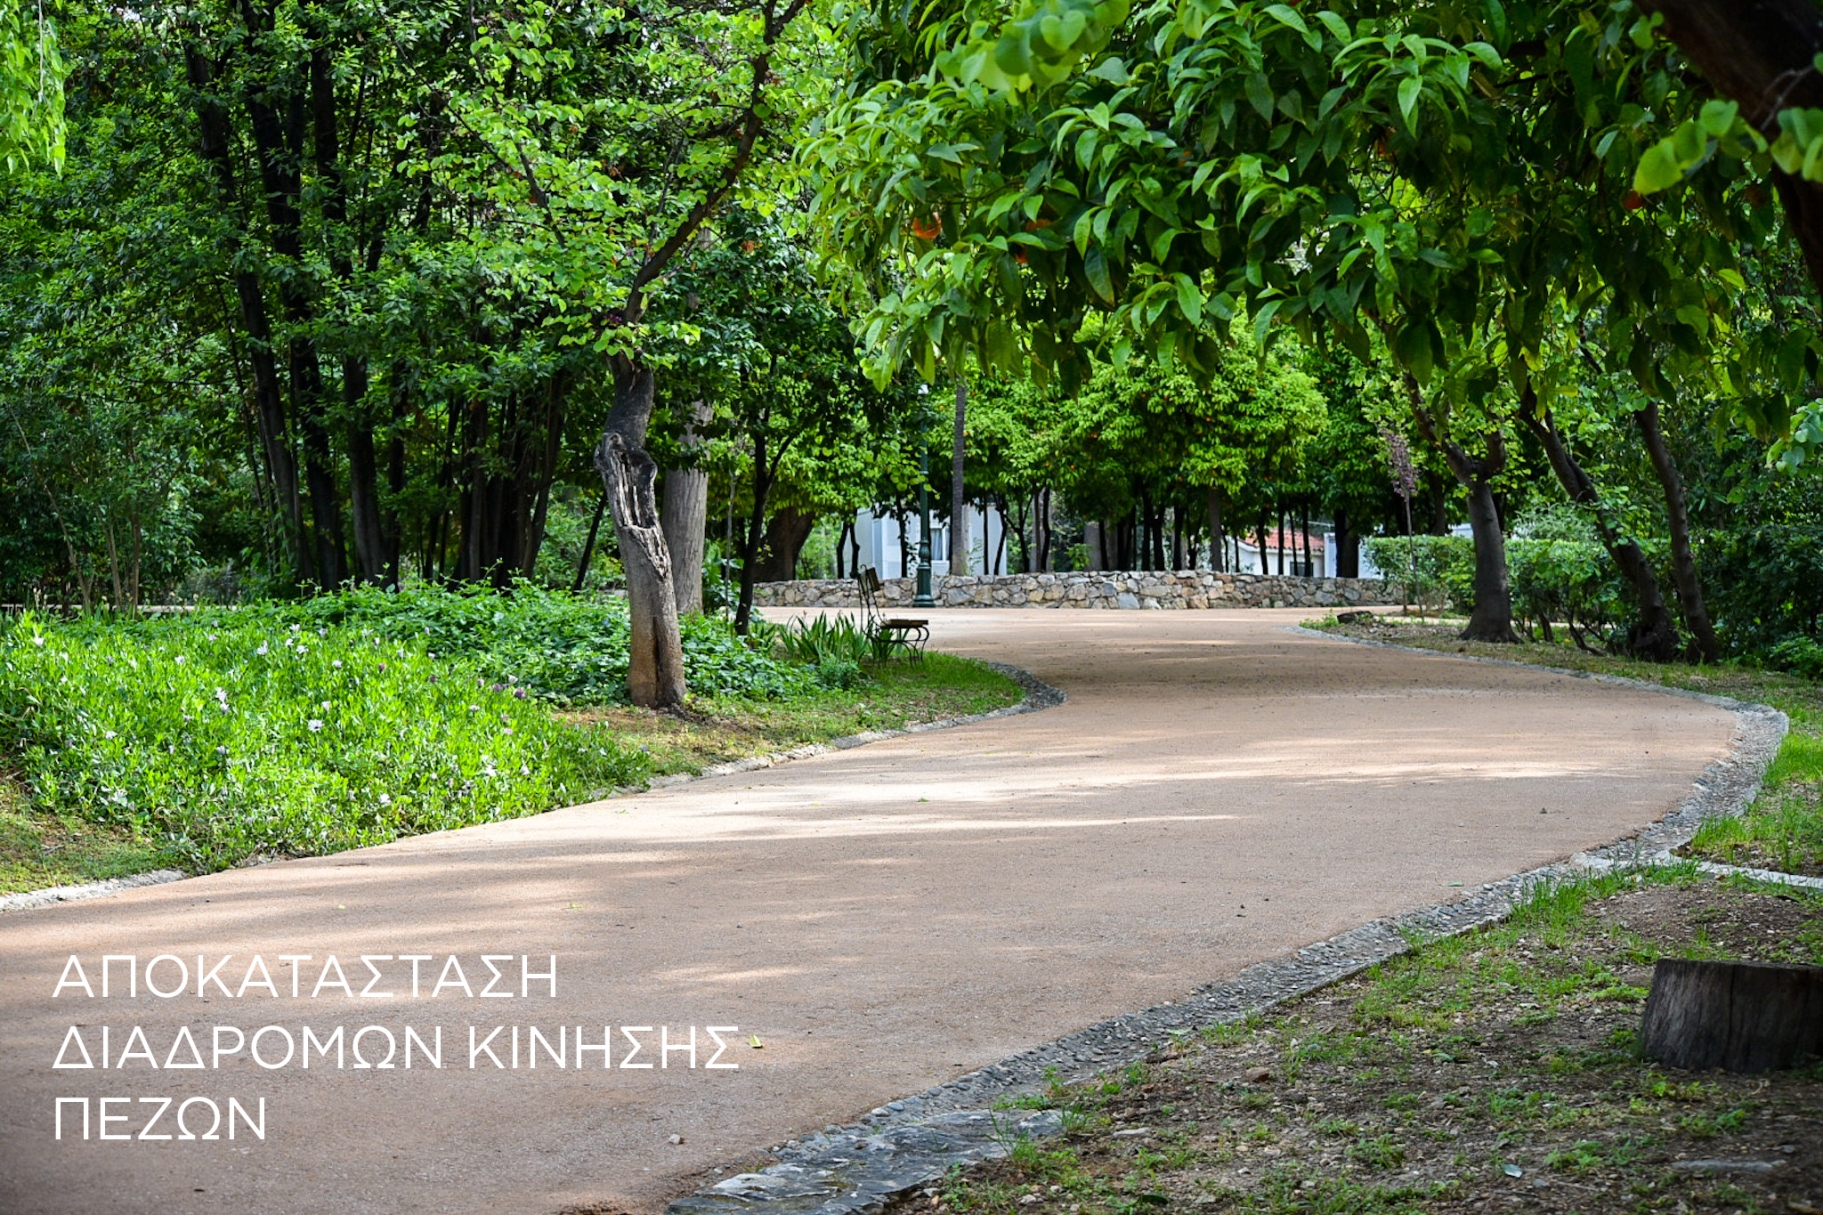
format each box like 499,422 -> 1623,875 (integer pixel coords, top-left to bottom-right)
1639,958 -> 1823,1072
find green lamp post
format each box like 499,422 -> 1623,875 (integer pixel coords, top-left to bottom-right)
914,384 -> 936,608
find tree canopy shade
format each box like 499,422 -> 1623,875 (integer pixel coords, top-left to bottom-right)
803,0 -> 1819,640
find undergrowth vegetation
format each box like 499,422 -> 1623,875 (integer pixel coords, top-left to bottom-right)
0,593 -> 1021,882
0,608 -> 645,870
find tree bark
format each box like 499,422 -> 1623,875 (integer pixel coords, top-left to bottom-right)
1640,958 -> 1823,1073
1335,508 -> 1357,578
755,505 -> 816,581
596,361 -> 685,708
1404,376 -> 1517,642
662,398 -> 713,614
1207,486 -> 1227,571
1520,401 -> 1680,660
1635,398 -> 1720,663
1634,0 -> 1823,293
184,43 -> 309,584
950,373 -> 969,573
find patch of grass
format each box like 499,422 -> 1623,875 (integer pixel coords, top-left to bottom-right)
885,866 -> 1823,1215
568,653 -> 1019,775
0,782 -> 182,894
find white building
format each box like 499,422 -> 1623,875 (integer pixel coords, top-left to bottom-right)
853,507 -> 1008,578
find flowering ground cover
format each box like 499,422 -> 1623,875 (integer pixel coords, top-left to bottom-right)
0,590 -> 1021,889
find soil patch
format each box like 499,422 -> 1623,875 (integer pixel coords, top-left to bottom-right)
895,874 -> 1823,1215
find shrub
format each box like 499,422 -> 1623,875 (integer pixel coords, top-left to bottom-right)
1767,635 -> 1823,681
1507,538 -> 1625,649
778,612 -> 877,667
238,582 -> 809,704
1362,535 -> 1475,614
0,612 -> 645,869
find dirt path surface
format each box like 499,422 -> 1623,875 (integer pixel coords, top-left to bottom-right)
0,610 -> 1741,1215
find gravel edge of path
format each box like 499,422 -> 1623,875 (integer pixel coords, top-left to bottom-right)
0,662 -> 1065,917
666,638 -> 1789,1215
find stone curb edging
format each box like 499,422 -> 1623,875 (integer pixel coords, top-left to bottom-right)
0,662 -> 1064,917
1689,860 -> 1823,891
665,639 -> 1789,1215
0,869 -> 187,914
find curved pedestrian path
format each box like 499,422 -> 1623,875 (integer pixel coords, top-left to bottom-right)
0,610 -> 1741,1215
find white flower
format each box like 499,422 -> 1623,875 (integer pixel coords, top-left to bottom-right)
379,793 -> 392,806
332,659 -> 343,669
173,654 -> 185,665
255,642 -> 269,656
103,730 -> 118,740
320,701 -> 331,711
308,719 -> 324,733
31,635 -> 44,647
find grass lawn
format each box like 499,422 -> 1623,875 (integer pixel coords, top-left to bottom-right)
0,596 -> 1022,895
571,652 -> 1021,775
1310,615 -> 1823,878
897,867 -> 1823,1215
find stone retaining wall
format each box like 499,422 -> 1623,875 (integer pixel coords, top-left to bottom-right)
753,570 -> 1397,610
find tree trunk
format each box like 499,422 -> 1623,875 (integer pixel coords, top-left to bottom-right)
595,361 -> 685,708
662,398 -> 712,615
184,43 -> 309,584
1521,402 -> 1680,660
1640,958 -> 1823,1073
1207,486 -> 1227,572
950,374 -> 969,573
1404,377 -> 1517,642
573,490 -> 608,593
1635,398 -> 1720,663
733,432 -> 771,635
1335,508 -> 1357,578
1633,0 -> 1823,294
755,505 -> 816,581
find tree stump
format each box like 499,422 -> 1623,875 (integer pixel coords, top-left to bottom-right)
1639,958 -> 1823,1072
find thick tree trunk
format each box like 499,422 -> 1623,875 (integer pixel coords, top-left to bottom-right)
1207,487 -> 1227,571
1335,509 -> 1357,578
1635,399 -> 1720,663
596,361 -> 685,708
661,397 -> 712,614
1634,0 -> 1823,293
663,470 -> 710,614
1640,958 -> 1823,1072
950,375 -> 969,573
1521,403 -> 1679,660
755,505 -> 816,581
1404,377 -> 1516,642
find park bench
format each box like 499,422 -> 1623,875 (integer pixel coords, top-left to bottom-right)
857,566 -> 929,658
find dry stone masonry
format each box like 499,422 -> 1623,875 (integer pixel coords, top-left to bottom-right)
754,570 -> 1398,611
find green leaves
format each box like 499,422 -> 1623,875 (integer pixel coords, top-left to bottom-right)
1633,100 -> 1749,196
1770,107 -> 1823,181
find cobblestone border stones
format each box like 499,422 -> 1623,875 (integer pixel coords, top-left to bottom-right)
0,868 -> 187,914
665,637 -> 1788,1215
754,571 -> 1397,612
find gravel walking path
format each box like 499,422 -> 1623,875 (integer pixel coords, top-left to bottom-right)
0,609 -> 1744,1215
